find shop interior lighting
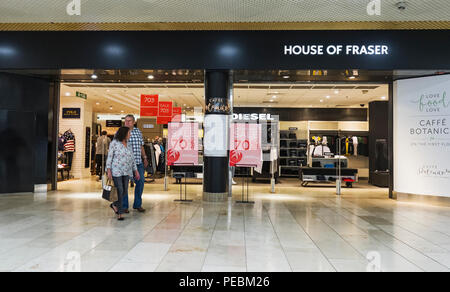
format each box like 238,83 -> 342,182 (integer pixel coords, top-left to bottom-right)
91,74 -> 98,79
147,75 -> 154,80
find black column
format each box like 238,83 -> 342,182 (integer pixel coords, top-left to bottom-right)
203,70 -> 232,202
0,72 -> 51,193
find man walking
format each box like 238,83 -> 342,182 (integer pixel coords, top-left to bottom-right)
123,114 -> 148,213
95,131 -> 110,180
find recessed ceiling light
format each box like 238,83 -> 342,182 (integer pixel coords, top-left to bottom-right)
65,92 -> 70,96
326,95 -> 331,99
91,74 -> 98,79
147,75 -> 154,80
334,90 -> 339,94
282,76 -> 290,79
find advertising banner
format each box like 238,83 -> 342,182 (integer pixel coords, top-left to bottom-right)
158,101 -> 173,117
140,94 -> 158,117
394,74 -> 450,197
157,116 -> 172,125
229,123 -> 262,168
167,122 -> 199,166
172,107 -> 182,122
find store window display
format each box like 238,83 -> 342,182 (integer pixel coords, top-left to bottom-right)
57,129 -> 76,180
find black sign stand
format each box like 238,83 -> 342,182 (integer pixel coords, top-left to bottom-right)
173,164 -> 194,203
236,166 -> 255,204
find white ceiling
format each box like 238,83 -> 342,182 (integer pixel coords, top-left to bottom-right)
61,82 -> 388,115
1,0 -> 449,22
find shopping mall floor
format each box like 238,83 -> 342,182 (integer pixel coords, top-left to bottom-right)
0,177 -> 449,272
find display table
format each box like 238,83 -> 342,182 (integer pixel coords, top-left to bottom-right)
299,167 -> 358,187
57,166 -> 71,181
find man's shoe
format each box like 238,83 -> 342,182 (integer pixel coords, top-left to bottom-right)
134,207 -> 146,213
123,209 -> 130,214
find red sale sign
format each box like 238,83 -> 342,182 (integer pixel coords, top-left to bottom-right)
229,123 -> 262,167
167,122 -> 199,165
140,94 -> 159,116
157,116 -> 172,124
140,94 -> 158,107
140,107 -> 158,117
158,101 -> 173,117
172,107 -> 182,122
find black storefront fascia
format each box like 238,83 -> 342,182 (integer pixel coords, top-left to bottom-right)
0,30 -> 449,195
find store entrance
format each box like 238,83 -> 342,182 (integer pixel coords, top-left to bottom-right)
55,69 -> 391,198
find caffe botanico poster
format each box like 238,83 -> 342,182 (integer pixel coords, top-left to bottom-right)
394,74 -> 450,197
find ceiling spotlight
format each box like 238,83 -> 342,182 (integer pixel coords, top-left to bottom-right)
334,90 -> 339,94
91,74 -> 98,79
147,75 -> 154,80
65,92 -> 70,96
282,76 -> 290,79
326,95 -> 331,99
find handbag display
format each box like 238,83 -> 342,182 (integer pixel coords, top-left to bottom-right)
102,178 -> 118,202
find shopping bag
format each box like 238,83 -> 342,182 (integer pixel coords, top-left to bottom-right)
102,179 -> 118,202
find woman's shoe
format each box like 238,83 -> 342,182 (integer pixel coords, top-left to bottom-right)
110,204 -> 118,215
117,217 -> 125,221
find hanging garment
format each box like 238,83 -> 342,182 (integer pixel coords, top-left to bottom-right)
58,135 -> 65,151
154,144 -> 161,166
63,130 -> 76,152
352,136 -> 359,156
345,138 -> 350,156
312,145 -> 331,157
322,136 -> 328,146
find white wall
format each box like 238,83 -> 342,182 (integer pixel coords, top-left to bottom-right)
394,74 -> 450,198
59,96 -> 92,179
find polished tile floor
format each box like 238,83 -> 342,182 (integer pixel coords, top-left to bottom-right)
0,178 -> 449,272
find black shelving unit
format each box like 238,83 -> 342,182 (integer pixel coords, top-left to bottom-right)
279,130 -> 308,177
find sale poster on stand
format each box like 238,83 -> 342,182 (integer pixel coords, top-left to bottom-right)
167,122 -> 199,165
229,123 -> 262,168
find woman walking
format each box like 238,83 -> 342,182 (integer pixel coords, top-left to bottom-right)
106,127 -> 140,220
